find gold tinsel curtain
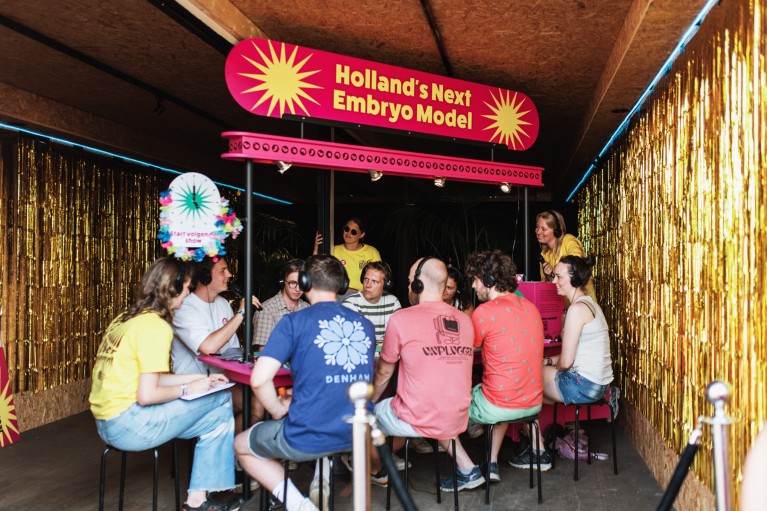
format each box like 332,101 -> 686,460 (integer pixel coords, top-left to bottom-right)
578,0 -> 766,504
0,137 -> 244,395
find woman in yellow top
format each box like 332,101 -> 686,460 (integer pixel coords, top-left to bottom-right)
314,217 -> 381,295
535,209 -> 596,302
89,257 -> 240,511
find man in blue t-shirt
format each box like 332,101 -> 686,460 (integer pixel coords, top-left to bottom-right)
235,255 -> 375,511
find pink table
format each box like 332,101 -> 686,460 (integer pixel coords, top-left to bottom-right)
198,355 -> 293,388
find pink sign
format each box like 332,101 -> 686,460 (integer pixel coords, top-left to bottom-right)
225,38 -> 539,151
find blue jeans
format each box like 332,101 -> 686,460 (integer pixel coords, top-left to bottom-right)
555,371 -> 609,405
95,391 -> 235,492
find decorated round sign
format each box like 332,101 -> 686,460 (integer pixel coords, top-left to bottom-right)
166,172 -> 221,247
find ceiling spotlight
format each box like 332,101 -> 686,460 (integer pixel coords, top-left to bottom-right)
500,182 -> 511,193
433,177 -> 446,188
368,170 -> 383,182
276,161 -> 292,174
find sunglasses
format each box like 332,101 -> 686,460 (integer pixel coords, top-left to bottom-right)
343,225 -> 359,235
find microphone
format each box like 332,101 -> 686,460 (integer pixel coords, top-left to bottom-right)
227,281 -> 263,311
538,255 -> 545,264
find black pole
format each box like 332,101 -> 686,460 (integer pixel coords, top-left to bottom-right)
243,159 -> 254,501
656,430 -> 702,511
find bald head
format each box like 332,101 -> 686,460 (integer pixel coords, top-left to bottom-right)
408,257 -> 448,305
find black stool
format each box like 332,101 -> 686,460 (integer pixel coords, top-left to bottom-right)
386,437 -> 459,511
99,440 -> 180,511
483,414 -> 543,505
552,396 -> 618,480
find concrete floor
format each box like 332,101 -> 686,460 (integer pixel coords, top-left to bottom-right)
0,411 -> 665,510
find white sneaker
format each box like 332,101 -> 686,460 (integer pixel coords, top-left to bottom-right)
296,497 -> 319,511
466,423 -> 485,439
391,452 -> 412,471
309,477 -> 330,511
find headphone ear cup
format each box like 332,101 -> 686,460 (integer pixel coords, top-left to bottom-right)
482,273 -> 496,288
383,277 -> 392,292
553,228 -> 563,238
410,278 -> 424,294
298,269 -> 312,292
278,279 -> 285,287
339,268 -> 349,295
198,266 -> 212,286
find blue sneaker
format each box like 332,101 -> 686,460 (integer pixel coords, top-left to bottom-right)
483,461 -> 500,482
439,466 -> 486,492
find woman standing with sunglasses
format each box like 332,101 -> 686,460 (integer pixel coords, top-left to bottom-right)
314,217 -> 381,298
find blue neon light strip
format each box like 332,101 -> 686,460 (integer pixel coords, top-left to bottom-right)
566,0 -> 721,203
0,121 -> 292,205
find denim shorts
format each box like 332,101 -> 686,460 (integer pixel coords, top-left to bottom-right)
555,371 -> 609,405
247,419 -> 343,462
374,398 -> 419,438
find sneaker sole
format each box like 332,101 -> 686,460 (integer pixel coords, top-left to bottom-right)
489,473 -> 501,483
441,476 -> 486,492
508,461 -> 552,472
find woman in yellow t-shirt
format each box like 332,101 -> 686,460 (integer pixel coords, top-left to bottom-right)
314,217 -> 381,296
89,257 -> 239,511
535,209 -> 596,303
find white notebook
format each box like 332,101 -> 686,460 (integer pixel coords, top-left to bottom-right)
180,382 -> 236,401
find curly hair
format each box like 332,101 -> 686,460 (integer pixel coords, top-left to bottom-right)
465,250 -> 518,293
122,257 -> 189,323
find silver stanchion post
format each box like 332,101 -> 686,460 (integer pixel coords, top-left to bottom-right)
706,381 -> 733,511
347,381 -> 373,511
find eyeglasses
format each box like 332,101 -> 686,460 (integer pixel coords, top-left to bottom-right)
343,225 -> 359,235
285,280 -> 300,289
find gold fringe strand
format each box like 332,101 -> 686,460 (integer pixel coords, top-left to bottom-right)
578,0 -> 767,506
0,137 -> 243,395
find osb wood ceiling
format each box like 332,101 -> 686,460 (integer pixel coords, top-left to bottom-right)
0,0 -> 709,204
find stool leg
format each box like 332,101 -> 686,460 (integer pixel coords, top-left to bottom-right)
99,446 -> 111,511
433,439 -> 441,504
528,424 -> 534,489
152,448 -> 159,511
609,403 -> 618,474
552,403 -> 557,469
319,458 -> 324,511
329,456 -> 335,511
385,437 -> 393,510
172,441 -> 180,511
119,450 -> 127,511
587,405 -> 593,465
451,438 -> 458,511
283,460 -> 290,508
574,406 -> 580,481
531,421 -> 543,504
484,424 -> 494,505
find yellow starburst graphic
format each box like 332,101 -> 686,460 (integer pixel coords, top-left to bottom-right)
0,379 -> 19,447
482,90 -> 533,149
238,40 -> 322,117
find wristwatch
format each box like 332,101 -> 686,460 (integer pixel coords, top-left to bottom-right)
237,309 -> 245,317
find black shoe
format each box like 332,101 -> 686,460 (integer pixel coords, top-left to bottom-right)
508,445 -> 552,472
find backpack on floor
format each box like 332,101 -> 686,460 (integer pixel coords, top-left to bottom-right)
554,429 -> 609,461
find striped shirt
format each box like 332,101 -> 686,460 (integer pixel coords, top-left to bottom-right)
342,292 -> 402,342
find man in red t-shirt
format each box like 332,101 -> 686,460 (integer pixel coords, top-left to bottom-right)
369,256 -> 485,492
452,250 -> 547,484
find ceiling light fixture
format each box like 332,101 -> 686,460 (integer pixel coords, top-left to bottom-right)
566,0 -> 720,202
433,177 -> 446,188
500,182 -> 511,194
368,169 -> 383,182
276,161 -> 293,174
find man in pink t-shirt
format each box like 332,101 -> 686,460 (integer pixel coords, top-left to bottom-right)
370,256 -> 485,492
451,250 -> 547,485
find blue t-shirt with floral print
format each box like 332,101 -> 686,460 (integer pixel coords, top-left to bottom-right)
262,301 -> 375,453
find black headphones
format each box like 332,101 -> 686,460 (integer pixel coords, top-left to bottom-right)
298,257 -> 350,294
360,261 -> 393,292
171,259 -> 186,296
410,256 -> 434,294
278,259 -> 304,287
481,257 -> 496,288
547,210 -> 563,238
197,259 -> 213,286
568,259 -> 584,288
